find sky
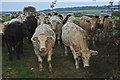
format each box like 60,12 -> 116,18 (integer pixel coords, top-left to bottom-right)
1,0 -> 119,11
1,0 -> 120,2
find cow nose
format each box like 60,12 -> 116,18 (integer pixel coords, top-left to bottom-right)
84,66 -> 89,68
41,48 -> 45,51
100,23 -> 103,25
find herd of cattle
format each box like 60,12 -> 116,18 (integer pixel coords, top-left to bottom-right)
0,11 -> 118,72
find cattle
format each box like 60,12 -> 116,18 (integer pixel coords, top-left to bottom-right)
61,14 -> 67,20
46,12 -> 52,18
103,18 -> 117,38
99,14 -> 109,25
67,16 -> 78,23
10,12 -> 17,19
24,15 -> 37,43
62,22 -> 98,68
0,19 -> 5,46
0,19 -> 4,34
62,14 -> 72,24
78,16 -> 100,46
49,15 -> 63,45
58,14 -> 63,20
51,11 -> 58,16
36,12 -> 46,25
4,21 -> 31,60
9,14 -> 24,24
9,12 -> 30,24
31,23 -> 56,72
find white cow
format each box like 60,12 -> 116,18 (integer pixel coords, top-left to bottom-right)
62,22 -> 98,68
49,15 -> 63,45
35,12 -> 46,25
31,24 -> 56,72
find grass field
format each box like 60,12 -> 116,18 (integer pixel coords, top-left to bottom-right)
62,10 -> 104,13
2,15 -> 120,78
61,10 -> 105,15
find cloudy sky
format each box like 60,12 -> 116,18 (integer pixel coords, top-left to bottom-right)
1,0 -> 119,2
1,0 -> 119,11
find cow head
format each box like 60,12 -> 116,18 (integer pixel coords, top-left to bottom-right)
79,49 -> 98,68
32,34 -> 53,53
51,20 -> 59,32
86,17 -> 99,31
112,20 -> 117,28
99,14 -> 109,25
43,16 -> 50,24
46,12 -> 52,17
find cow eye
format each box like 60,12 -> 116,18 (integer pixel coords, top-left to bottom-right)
38,41 -> 40,42
109,21 -> 112,23
45,40 -> 48,43
82,57 -> 85,59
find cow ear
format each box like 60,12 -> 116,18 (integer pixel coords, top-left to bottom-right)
16,14 -> 19,18
105,15 -> 109,18
35,16 -> 39,19
90,50 -> 98,56
47,37 -> 52,41
79,50 -> 83,55
48,22 -> 51,24
86,20 -> 90,23
32,37 -> 38,41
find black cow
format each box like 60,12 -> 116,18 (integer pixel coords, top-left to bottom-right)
62,14 -> 72,24
23,15 -> 37,43
4,21 -> 30,60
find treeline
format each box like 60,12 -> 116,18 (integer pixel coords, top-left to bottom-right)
40,5 -> 119,13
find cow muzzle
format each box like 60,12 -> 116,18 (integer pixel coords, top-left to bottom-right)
40,48 -> 46,53
83,64 -> 89,68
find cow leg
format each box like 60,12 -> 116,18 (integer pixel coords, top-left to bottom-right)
15,42 -> 20,60
57,31 -> 61,45
2,35 -> 5,47
6,41 -> 13,60
70,46 -> 79,69
34,48 -> 43,71
99,32 -> 103,41
47,48 -> 53,73
103,31 -> 106,39
20,38 -> 23,54
64,46 -> 68,56
92,36 -> 95,46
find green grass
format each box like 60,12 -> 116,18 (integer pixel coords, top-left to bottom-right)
2,14 -> 120,78
2,15 -> 10,21
110,7 -> 119,8
61,10 -> 104,13
76,17 -> 80,20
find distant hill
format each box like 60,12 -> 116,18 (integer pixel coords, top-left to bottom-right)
39,5 -> 119,15
1,5 -> 119,16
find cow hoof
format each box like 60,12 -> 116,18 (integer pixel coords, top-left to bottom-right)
76,66 -> 79,69
39,68 -> 43,72
17,57 -> 20,60
9,59 -> 13,61
49,68 -> 52,73
9,57 -> 13,61
49,70 -> 52,73
65,53 -> 67,56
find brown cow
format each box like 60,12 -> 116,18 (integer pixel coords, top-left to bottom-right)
103,18 -> 117,38
78,15 -> 100,46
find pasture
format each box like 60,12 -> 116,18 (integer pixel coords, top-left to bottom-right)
1,14 -> 120,79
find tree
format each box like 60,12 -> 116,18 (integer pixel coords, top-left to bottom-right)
23,6 -> 36,13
